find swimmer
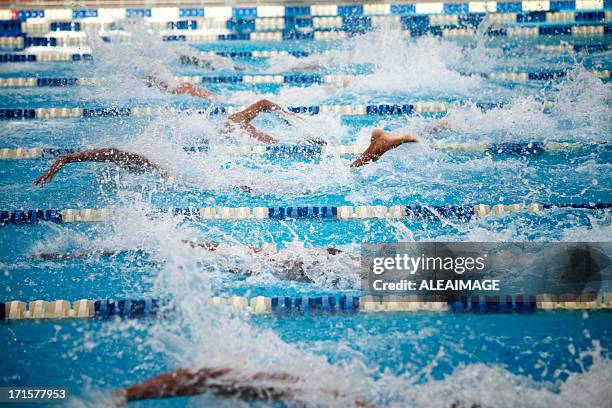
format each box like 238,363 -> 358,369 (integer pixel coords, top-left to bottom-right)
111,366 -> 373,406
33,125 -> 423,187
143,74 -> 219,100
30,241 -> 357,286
178,54 -> 246,71
34,100 -> 296,189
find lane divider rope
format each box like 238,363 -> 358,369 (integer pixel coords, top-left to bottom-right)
2,293 -> 611,320
0,101 -> 556,120
1,43 -> 610,64
0,70 -> 609,87
5,23 -> 612,44
5,3 -> 611,21
0,203 -> 609,226
3,26 -> 610,46
0,141 -> 607,161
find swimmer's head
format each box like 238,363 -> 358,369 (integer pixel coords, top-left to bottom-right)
143,75 -> 169,92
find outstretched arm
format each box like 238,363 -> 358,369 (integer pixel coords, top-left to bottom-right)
224,99 -> 302,144
29,249 -> 121,260
33,148 -> 169,187
171,82 -> 219,101
112,367 -> 372,406
351,129 -> 418,167
112,368 -> 296,404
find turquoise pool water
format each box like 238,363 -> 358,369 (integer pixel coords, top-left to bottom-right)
1,27 -> 611,407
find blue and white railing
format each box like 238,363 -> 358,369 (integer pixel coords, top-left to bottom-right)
1,2 -> 611,46
0,203 -> 609,226
3,293 -> 611,320
0,141 -> 607,161
0,70 -> 609,88
1,43 -> 610,65
0,101 -> 557,120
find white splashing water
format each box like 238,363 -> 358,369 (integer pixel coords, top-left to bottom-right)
27,22 -> 611,407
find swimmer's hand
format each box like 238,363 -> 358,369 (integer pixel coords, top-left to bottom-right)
279,109 -> 303,125
34,149 -> 170,187
429,118 -> 452,134
33,155 -> 70,187
110,389 -> 127,407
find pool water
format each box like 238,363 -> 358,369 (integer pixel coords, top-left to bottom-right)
1,24 -> 611,407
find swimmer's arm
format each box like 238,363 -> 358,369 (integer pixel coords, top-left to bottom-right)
429,118 -> 451,133
28,249 -> 120,260
170,83 -> 218,101
112,368 -> 295,403
181,240 -> 263,254
33,148 -> 169,187
113,369 -> 226,403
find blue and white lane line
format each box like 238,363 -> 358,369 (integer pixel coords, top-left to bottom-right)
1,44 -> 610,64
0,141 -> 607,161
0,101 -> 557,120
0,203 -> 609,226
0,69 -> 610,87
2,293 -> 611,320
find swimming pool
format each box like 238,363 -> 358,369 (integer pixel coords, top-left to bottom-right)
1,2 -> 611,407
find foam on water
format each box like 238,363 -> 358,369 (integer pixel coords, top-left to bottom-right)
59,207 -> 610,407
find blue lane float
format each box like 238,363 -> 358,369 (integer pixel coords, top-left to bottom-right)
7,68 -> 605,88
9,141 -> 600,161
1,45 -> 609,64
3,293 -> 611,320
0,203 -> 610,226
94,298 -> 162,319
